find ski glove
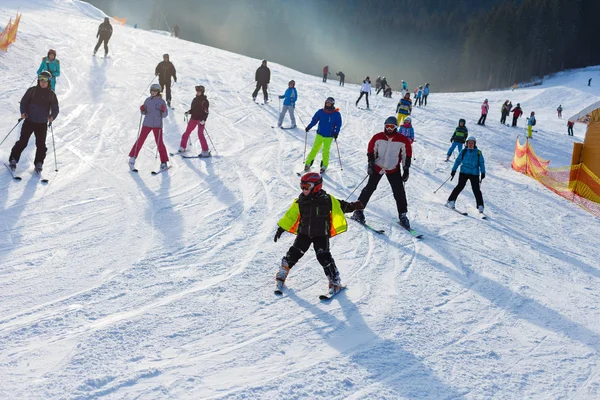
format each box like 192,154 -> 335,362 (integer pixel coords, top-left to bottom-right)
161,104 -> 167,113
367,162 -> 375,176
450,170 -> 456,180
273,227 -> 285,242
352,200 -> 364,210
279,95 -> 284,99
305,127 -> 310,133
333,133 -> 338,140
200,121 -> 205,125
402,169 -> 409,182
480,173 -> 485,181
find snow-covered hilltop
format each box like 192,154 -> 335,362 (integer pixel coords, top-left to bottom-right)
1,1 -> 599,399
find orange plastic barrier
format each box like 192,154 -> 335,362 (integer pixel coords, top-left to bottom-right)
113,16 -> 126,25
0,13 -> 21,51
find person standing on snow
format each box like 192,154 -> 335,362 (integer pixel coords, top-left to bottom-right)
375,76 -> 382,93
567,120 -> 574,136
8,71 -> 59,173
356,76 -> 371,109
557,105 -> 563,119
304,97 -> 342,174
36,49 -> 60,92
93,17 -> 113,57
500,100 -> 511,124
415,85 -> 423,106
179,85 -> 210,156
377,77 -> 388,95
446,136 -> 486,214
401,80 -> 408,91
398,116 -> 414,143
445,118 -> 468,161
252,59 -> 270,103
526,111 -> 536,139
322,65 -> 330,82
511,103 -> 523,127
422,83 -> 430,106
273,172 -> 364,296
128,84 -> 169,171
155,54 -> 177,108
477,99 -> 489,125
336,71 -> 345,86
588,78 -> 592,87
277,80 -> 298,128
351,116 -> 413,230
396,92 -> 412,124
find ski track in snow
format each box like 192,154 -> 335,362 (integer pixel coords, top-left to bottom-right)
1,1 -> 600,399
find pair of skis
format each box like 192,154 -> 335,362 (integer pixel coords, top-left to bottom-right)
446,204 -> 487,219
129,165 -> 171,175
4,163 -> 48,183
349,215 -> 424,239
275,283 -> 347,301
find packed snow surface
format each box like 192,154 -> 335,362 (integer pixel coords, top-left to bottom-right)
1,1 -> 599,399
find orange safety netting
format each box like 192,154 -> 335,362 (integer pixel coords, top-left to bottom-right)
0,13 -> 21,51
511,138 -> 600,217
113,16 -> 126,25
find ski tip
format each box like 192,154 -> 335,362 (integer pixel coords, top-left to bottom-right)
41,179 -> 49,183
14,176 -> 22,181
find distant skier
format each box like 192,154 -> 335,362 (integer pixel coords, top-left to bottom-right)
557,105 -> 563,119
179,85 -> 210,156
128,84 -> 169,171
273,172 -> 364,296
477,99 -> 489,125
422,83 -> 430,106
588,78 -> 592,87
322,65 -> 329,82
351,116 -> 413,230
396,92 -> 412,124
500,100 -> 511,124
567,120 -> 574,136
155,54 -> 177,108
93,17 -> 113,57
398,116 -> 414,143
356,77 -> 371,109
36,49 -> 60,91
277,80 -> 297,128
414,86 -> 423,106
446,136 -> 486,214
304,97 -> 342,174
377,77 -> 388,95
252,59 -> 270,103
336,71 -> 345,86
383,86 -> 392,98
401,80 -> 408,91
375,76 -> 382,93
173,24 -> 180,38
511,103 -> 523,127
8,71 -> 59,173
526,111 -> 536,139
445,118 -> 468,161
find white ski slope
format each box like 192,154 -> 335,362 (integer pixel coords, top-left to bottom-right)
1,1 -> 600,399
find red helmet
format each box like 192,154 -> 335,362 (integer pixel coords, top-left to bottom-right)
300,172 -> 323,194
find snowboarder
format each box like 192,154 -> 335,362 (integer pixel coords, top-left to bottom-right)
527,111 -> 536,139
252,59 -> 270,103
322,65 -> 329,82
557,105 -> 563,119
477,99 -> 489,125
511,103 -> 523,127
273,172 -> 364,296
356,77 -> 371,109
351,116 -> 413,230
422,83 -> 430,106
93,17 -> 113,57
179,85 -> 210,156
396,92 -> 412,124
398,116 -> 414,143
500,100 -> 511,124
567,120 -> 574,136
155,54 -> 177,108
36,49 -> 60,92
304,97 -> 342,174
277,80 -> 297,128
415,86 -> 423,106
446,136 -> 486,214
336,71 -> 345,86
445,118 -> 468,161
128,83 -> 169,171
8,71 -> 59,173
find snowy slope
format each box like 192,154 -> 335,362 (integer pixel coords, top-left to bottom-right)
1,1 -> 600,399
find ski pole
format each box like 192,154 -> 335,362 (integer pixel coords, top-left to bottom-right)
132,114 -> 144,161
433,175 -> 452,194
142,75 -> 157,96
303,128 -> 308,164
278,97 -> 281,114
237,81 -> 255,93
49,122 -> 58,172
205,127 -> 218,155
0,118 -> 24,147
334,138 -> 343,171
297,113 -> 307,129
344,174 -> 368,202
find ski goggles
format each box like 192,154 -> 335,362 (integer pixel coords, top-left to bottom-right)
38,75 -> 51,82
300,182 -> 314,191
385,124 -> 397,131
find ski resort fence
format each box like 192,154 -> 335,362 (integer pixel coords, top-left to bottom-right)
0,12 -> 22,51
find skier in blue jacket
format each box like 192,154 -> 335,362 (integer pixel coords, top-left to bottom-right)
277,80 -> 298,128
304,97 -> 342,173
36,49 -> 60,91
446,136 -> 486,214
422,83 -> 430,106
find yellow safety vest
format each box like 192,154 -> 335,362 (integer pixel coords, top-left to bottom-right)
278,195 -> 347,237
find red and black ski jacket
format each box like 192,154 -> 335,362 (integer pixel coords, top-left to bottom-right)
187,95 -> 209,121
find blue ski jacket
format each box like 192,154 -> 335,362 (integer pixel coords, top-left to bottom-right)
279,87 -> 298,106
452,147 -> 486,176
306,107 -> 342,138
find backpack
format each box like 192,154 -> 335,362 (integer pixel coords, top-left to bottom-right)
532,118 -> 536,126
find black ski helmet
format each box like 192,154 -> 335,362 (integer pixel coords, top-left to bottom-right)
325,97 -> 335,106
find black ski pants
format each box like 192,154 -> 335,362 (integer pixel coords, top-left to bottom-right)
159,78 -> 172,103
448,173 -> 484,207
356,91 -> 369,108
9,120 -> 48,165
422,94 -> 428,106
252,82 -> 268,101
284,234 -> 339,281
500,112 -> 507,124
358,169 -> 408,216
478,114 -> 487,125
568,126 -> 574,136
94,36 -> 110,55
512,115 -> 519,127
339,77 -> 344,86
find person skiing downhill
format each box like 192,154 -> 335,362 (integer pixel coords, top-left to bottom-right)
446,136 -> 486,214
445,118 -> 468,161
377,77 -> 388,95
351,116 -> 413,230
179,85 -> 210,156
396,92 -> 412,124
128,83 -> 169,171
557,105 -> 563,119
277,80 -> 297,128
252,59 -> 270,103
304,97 -> 342,174
398,116 -> 414,143
356,77 -> 371,108
155,54 -> 177,108
527,111 -> 536,139
93,17 -> 113,56
422,83 -> 430,106
477,99 -> 489,125
8,71 -> 59,173
273,172 -> 363,296
36,49 -> 60,92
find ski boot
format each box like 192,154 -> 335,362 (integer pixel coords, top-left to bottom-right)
128,157 -> 136,171
399,213 -> 411,230
34,162 -> 43,173
351,209 -> 365,224
178,147 -> 186,153
200,151 -> 211,158
445,201 -> 455,210
8,159 -> 17,172
275,258 -> 291,292
328,273 -> 343,296
478,205 -> 484,214
160,162 -> 169,171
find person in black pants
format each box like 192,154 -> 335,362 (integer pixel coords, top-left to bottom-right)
9,71 -> 59,172
93,17 -> 113,56
446,136 -> 486,214
155,54 -> 177,107
336,71 -> 345,86
252,60 -> 271,103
